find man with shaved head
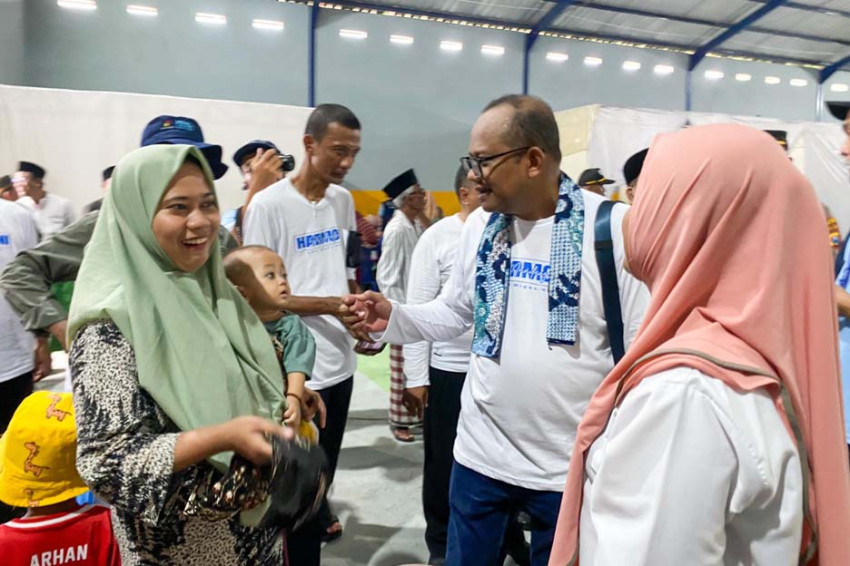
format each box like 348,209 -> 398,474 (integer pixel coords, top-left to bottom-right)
345,94 -> 648,565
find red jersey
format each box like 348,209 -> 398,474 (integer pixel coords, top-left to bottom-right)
0,504 -> 120,565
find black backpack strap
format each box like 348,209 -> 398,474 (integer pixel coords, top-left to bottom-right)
594,200 -> 625,364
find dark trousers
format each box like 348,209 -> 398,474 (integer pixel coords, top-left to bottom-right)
423,367 -> 466,562
0,371 -> 33,523
286,376 -> 354,566
446,462 -> 562,566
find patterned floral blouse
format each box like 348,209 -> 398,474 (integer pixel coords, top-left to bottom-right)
70,320 -> 283,565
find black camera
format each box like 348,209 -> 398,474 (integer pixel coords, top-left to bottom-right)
279,153 -> 296,172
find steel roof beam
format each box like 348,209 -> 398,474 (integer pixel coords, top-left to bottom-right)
524,1 -> 581,93
570,1 -> 850,49
689,0 -> 788,70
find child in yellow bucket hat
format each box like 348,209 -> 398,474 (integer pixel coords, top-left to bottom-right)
0,392 -> 120,565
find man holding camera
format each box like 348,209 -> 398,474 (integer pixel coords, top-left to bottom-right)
224,140 -> 295,244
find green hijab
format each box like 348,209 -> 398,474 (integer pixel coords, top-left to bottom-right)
69,145 -> 284,472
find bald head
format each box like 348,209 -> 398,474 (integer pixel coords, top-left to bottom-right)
482,95 -> 562,162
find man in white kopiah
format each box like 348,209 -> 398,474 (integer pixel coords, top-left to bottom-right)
376,168 -> 430,443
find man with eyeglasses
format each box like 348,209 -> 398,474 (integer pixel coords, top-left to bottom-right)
345,94 -> 648,565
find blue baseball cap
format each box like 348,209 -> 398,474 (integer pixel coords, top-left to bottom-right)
140,115 -> 229,179
233,140 -> 280,168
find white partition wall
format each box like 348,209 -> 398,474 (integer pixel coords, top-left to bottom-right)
555,104 -> 850,231
0,85 -> 314,214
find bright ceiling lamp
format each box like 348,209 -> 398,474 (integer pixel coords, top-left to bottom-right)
622,60 -> 641,71
126,5 -> 157,16
653,64 -> 675,75
735,73 -> 752,82
789,78 -> 808,87
440,40 -> 463,52
390,34 -> 414,45
831,83 -> 850,93
546,52 -> 568,62
195,12 -> 226,25
339,29 -> 367,39
583,56 -> 603,66
765,76 -> 781,85
481,45 -> 505,56
58,0 -> 96,10
704,70 -> 724,80
253,19 -> 284,31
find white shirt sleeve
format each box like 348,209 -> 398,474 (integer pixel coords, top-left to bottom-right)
401,234 -> 443,388
378,215 -> 477,345
243,195 -> 280,249
581,368 -> 801,566
583,377 -> 737,565
376,225 -> 407,304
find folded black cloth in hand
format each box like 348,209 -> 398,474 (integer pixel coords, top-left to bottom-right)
255,434 -> 329,531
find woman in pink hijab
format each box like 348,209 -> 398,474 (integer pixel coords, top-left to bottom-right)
549,124 -> 850,565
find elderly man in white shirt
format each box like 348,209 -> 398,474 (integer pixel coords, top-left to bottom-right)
376,168 -> 430,443
13,161 -> 75,238
346,94 -> 649,566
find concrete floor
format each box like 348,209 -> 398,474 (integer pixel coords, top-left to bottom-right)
40,355 -> 521,566
321,373 -> 430,566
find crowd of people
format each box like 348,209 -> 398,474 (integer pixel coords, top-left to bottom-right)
0,93 -> 849,566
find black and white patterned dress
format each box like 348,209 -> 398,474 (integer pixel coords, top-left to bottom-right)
70,320 -> 283,565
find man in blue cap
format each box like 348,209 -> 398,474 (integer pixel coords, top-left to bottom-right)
224,139 -> 293,243
0,115 -> 236,352
139,115 -> 229,179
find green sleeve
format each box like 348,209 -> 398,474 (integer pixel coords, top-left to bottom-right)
0,213 -> 96,332
279,314 -> 316,380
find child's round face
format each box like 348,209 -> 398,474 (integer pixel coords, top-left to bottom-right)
244,249 -> 290,311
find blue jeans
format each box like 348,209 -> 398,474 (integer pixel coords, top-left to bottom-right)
447,462 -> 562,566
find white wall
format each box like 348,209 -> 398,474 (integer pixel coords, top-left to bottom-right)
4,0 -> 849,203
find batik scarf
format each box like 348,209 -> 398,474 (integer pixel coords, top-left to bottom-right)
472,174 -> 584,358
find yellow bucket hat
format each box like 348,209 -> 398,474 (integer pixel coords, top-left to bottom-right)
0,392 -> 89,508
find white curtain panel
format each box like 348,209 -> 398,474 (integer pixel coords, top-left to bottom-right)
580,105 -> 849,230
0,84 -> 313,214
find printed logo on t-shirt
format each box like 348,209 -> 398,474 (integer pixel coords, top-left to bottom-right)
29,545 -> 88,565
510,257 -> 550,292
295,228 -> 341,253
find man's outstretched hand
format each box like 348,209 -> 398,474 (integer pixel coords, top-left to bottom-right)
342,291 -> 393,334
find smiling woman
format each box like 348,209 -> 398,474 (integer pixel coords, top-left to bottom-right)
64,145 -> 303,564
152,157 -> 221,273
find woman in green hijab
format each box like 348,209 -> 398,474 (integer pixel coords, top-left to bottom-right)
69,144 -> 291,564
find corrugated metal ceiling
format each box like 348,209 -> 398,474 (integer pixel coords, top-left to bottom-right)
313,0 -> 850,73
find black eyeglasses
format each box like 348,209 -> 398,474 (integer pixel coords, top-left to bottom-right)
460,146 -> 531,180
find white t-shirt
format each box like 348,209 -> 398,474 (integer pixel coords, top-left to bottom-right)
580,366 -> 803,566
243,178 -> 357,390
403,214 -> 472,387
0,200 -> 40,382
381,192 -> 650,491
18,193 -> 76,238
376,210 -> 423,304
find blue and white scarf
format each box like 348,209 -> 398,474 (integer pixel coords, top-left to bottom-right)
472,175 -> 584,358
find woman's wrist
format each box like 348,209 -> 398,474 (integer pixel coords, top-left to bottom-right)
286,391 -> 303,403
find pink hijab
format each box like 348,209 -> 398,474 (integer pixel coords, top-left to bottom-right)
550,124 -> 850,565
